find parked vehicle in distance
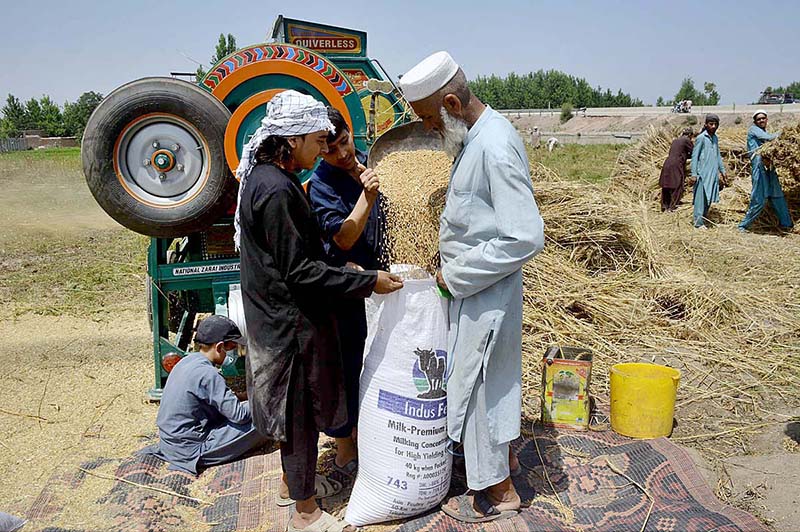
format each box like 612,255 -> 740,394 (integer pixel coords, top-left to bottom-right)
758,92 -> 794,104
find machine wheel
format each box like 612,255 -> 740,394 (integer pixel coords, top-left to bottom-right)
82,77 -> 234,237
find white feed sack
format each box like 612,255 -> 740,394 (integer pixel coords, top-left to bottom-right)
345,272 -> 452,526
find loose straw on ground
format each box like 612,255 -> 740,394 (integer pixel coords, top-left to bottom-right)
78,467 -> 211,505
594,456 -> 655,532
532,429 -> 567,514
671,422 -> 776,442
37,372 -> 51,429
0,407 -> 50,423
82,393 -> 122,438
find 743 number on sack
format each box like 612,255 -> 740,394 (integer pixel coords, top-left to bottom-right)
386,477 -> 408,490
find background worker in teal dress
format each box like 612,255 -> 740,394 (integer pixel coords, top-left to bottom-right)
739,110 -> 794,231
690,114 -> 727,228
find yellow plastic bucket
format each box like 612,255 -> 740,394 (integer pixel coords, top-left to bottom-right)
610,363 -> 680,439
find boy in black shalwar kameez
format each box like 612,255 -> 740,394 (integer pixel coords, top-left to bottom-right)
233,90 -> 402,532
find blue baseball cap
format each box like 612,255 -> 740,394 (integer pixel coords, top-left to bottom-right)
194,315 -> 246,345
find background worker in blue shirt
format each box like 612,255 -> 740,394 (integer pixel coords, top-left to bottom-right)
739,110 -> 794,232
307,107 -> 386,477
690,114 -> 727,229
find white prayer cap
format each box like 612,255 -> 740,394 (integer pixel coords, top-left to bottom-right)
752,109 -> 768,120
399,51 -> 459,103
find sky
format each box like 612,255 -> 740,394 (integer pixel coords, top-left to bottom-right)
2,0 -> 799,107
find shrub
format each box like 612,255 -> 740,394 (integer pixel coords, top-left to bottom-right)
685,115 -> 698,126
560,102 -> 574,124
734,116 -> 743,125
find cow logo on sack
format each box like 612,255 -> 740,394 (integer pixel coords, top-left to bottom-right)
376,347 -> 448,420
413,348 -> 446,399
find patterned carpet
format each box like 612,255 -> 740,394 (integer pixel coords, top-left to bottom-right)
25,426 -> 766,532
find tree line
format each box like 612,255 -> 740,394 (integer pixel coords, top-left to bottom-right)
0,32 -> 239,141
468,70 -> 644,109
0,92 -> 103,140
195,33 -> 237,80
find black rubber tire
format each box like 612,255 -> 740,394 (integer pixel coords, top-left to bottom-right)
82,77 -> 234,237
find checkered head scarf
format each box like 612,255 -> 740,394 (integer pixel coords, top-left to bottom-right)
233,90 -> 334,250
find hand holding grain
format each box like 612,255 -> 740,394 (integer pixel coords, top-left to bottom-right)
358,164 -> 380,196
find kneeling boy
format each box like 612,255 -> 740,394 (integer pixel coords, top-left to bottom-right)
151,315 -> 268,474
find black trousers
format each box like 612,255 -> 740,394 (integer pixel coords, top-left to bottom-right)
280,365 -> 319,501
324,301 -> 367,439
661,185 -> 684,212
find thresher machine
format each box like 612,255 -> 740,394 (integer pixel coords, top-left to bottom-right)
82,16 -> 435,399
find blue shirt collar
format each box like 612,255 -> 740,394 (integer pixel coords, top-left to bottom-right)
464,105 -> 493,147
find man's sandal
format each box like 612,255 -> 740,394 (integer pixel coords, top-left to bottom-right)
286,511 -> 354,532
276,474 -> 343,507
441,491 -> 520,523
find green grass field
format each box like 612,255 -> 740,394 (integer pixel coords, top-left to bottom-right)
529,144 -> 624,182
2,146 -> 81,160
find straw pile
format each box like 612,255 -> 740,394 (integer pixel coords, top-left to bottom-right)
612,125 -> 751,204
760,122 -> 800,184
377,152 -> 658,275
716,127 -> 750,179
376,137 -> 800,456
616,123 -> 800,228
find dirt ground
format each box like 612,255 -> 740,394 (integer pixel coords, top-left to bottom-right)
0,149 -> 156,523
0,313 -> 154,510
1,147 -> 798,530
684,420 -> 800,531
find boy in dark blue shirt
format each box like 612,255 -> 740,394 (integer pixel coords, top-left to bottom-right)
307,108 -> 386,476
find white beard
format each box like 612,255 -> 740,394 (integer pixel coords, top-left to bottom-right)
440,108 -> 469,160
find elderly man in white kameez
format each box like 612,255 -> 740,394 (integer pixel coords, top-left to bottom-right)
400,52 -> 545,524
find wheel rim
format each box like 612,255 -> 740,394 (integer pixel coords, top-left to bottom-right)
114,113 -> 210,207
224,89 -> 283,176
